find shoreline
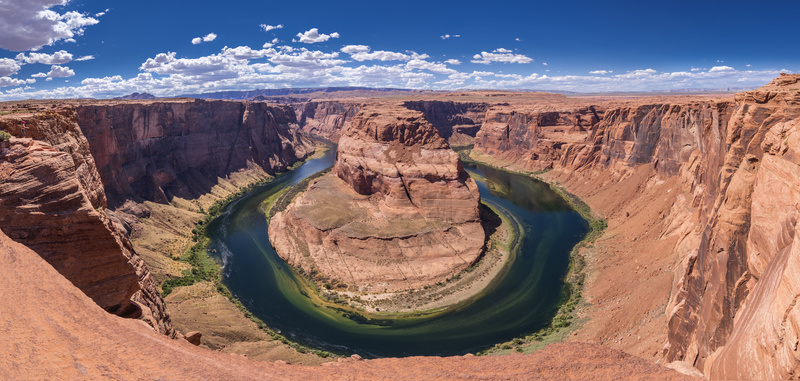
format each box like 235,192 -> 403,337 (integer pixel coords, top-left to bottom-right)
268,200 -> 518,318
133,140 -> 341,362
262,167 -> 520,318
455,147 -> 607,356
156,142 -> 603,359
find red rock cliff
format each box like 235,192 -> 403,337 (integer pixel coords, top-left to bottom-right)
475,104 -> 603,171
76,100 -> 314,205
402,100 -> 488,145
297,100 -> 361,142
472,75 -> 800,379
0,110 -> 175,336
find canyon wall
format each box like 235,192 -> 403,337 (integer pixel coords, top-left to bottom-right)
296,99 -> 488,146
296,100 -> 361,142
474,104 -> 603,171
402,100 -> 488,146
76,100 -> 314,205
0,100 -> 316,339
0,110 -> 175,336
472,75 -> 800,379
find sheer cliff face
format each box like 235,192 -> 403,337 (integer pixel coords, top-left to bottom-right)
76,100 -> 313,205
402,100 -> 487,145
474,105 -> 602,171
668,77 -> 800,380
297,100 -> 488,146
297,101 -> 361,142
0,100 -> 315,338
270,106 -> 484,292
0,110 -> 174,336
475,75 -> 800,379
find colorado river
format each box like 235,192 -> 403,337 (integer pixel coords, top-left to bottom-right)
207,145 -> 589,357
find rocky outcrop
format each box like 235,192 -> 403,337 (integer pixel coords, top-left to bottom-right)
76,100 -> 314,205
402,100 -> 488,145
474,105 -> 603,171
296,101 -> 360,142
0,110 -> 175,336
665,76 -> 800,380
269,106 -> 484,292
483,74 -> 800,379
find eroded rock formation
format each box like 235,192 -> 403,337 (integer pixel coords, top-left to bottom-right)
0,110 -> 174,336
474,104 -> 603,171
270,106 -> 484,292
402,100 -> 488,146
76,100 -> 314,205
297,101 -> 361,142
473,74 -> 800,380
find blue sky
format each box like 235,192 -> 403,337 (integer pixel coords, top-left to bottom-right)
0,0 -> 797,99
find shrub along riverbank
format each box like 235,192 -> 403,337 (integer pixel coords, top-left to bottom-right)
454,146 -> 607,355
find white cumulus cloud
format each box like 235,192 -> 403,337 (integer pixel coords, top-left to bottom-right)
47,65 -> 74,77
444,59 -> 461,65
192,33 -> 217,45
471,49 -> 533,64
31,72 -> 47,78
15,50 -> 73,64
709,65 -> 735,72
260,24 -> 283,32
75,55 -> 95,61
0,77 -> 36,87
296,28 -> 339,44
221,46 -> 271,60
0,58 -> 22,77
589,70 -> 612,75
341,45 -> 428,62
341,45 -> 370,54
0,0 -> 100,51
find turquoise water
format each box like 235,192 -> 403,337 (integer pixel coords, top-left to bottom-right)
207,146 -> 589,357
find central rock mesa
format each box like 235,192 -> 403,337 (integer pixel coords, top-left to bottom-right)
269,106 -> 484,293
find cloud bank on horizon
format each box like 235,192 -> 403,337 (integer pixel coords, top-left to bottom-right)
0,0 -> 795,100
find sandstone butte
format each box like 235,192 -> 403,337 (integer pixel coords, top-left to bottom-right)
269,106 -> 484,293
5,75 -> 800,379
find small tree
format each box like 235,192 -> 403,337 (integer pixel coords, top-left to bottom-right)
0,130 -> 11,142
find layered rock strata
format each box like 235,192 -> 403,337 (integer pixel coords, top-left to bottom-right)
76,100 -> 314,205
269,106 -> 484,292
296,100 -> 361,142
474,104 -> 603,171
475,74 -> 800,379
0,110 -> 174,335
402,100 -> 488,146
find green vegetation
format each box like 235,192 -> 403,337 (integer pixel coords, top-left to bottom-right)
456,146 -> 607,356
0,130 -> 11,142
161,176 -> 274,296
159,147 -> 340,359
268,168 -> 331,220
